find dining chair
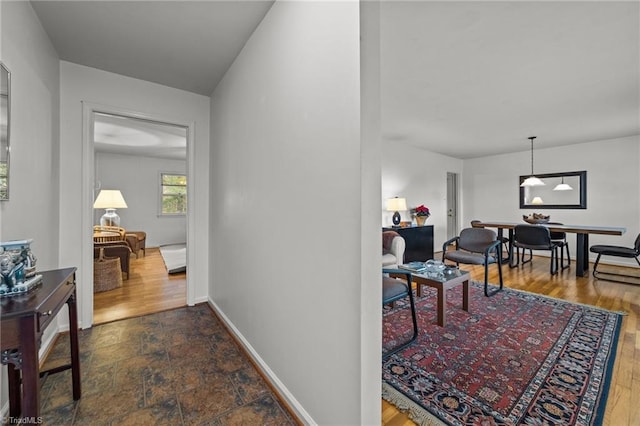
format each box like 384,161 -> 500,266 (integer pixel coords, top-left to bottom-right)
548,222 -> 570,267
382,269 -> 418,358
589,233 -> 640,284
442,227 -> 503,297
511,224 -> 566,275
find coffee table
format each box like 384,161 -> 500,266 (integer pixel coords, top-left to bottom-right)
412,268 -> 470,327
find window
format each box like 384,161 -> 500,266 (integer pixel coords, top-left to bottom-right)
160,173 -> 187,215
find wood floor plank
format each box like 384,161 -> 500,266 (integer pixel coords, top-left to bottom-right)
382,253 -> 640,425
93,247 -> 186,325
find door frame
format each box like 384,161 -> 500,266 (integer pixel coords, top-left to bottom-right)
81,101 -> 196,328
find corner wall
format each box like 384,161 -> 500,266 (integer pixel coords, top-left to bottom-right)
382,141 -> 464,249
0,0 -> 60,414
209,1 -> 368,423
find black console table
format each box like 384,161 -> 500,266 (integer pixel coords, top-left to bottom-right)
0,268 -> 81,420
383,225 -> 434,262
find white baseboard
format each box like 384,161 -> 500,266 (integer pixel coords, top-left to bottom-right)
207,298 -> 315,425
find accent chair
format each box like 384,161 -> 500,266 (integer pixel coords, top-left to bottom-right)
442,227 -> 503,297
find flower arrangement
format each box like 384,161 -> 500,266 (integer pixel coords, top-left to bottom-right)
411,205 -> 430,217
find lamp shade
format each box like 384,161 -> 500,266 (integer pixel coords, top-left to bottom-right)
553,177 -> 573,191
93,190 -> 128,209
385,197 -> 407,212
531,196 -> 544,205
520,176 -> 546,187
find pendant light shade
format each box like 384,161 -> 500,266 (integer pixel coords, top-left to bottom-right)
553,176 -> 573,191
520,136 -> 545,187
531,196 -> 544,205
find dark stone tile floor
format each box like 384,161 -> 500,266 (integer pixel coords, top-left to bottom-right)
35,304 -> 297,425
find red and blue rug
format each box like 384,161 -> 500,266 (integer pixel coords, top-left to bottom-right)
382,281 -> 624,426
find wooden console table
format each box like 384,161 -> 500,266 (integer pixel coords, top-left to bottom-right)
0,267 -> 81,420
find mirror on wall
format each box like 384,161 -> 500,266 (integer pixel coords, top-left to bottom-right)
0,62 -> 10,200
520,171 -> 587,209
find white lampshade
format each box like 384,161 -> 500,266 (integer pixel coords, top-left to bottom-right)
385,197 -> 407,212
553,177 -> 573,191
531,196 -> 544,205
93,190 -> 128,209
520,176 -> 546,187
553,183 -> 573,191
94,190 -> 127,227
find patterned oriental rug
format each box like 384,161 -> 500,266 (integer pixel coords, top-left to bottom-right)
382,281 -> 624,426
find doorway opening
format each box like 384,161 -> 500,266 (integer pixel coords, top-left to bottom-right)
81,103 -> 195,328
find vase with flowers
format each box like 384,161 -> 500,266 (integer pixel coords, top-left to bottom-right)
411,205 -> 430,226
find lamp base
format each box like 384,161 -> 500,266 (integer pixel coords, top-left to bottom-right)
100,208 -> 121,227
392,211 -> 401,226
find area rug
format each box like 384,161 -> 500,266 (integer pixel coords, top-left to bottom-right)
382,281 -> 624,426
159,243 -> 186,274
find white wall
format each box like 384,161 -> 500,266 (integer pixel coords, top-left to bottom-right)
95,152 -> 186,246
0,0 -> 60,414
59,62 -> 210,326
382,141 -> 464,249
209,1 -> 369,424
463,135 -> 640,265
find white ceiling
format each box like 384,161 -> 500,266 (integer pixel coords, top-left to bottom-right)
93,113 -> 187,160
381,1 -> 640,158
31,0 -> 274,95
31,1 -> 639,159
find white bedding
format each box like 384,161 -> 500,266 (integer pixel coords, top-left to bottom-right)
159,243 -> 186,274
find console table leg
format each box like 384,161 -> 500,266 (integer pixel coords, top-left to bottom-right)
19,315 -> 40,418
68,291 -> 82,400
7,362 -> 21,417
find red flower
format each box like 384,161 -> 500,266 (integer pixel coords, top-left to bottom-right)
412,205 -> 430,217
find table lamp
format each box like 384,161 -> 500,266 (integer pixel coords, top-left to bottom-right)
386,197 -> 407,226
93,189 -> 128,226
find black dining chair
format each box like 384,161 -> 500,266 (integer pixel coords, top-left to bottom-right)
589,233 -> 640,284
548,222 -> 570,267
382,269 -> 418,358
511,224 -> 567,275
442,227 -> 503,297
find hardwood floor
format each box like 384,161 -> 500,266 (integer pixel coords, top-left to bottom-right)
93,247 -> 187,325
382,254 -> 640,426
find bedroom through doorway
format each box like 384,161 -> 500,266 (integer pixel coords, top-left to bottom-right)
92,112 -> 189,324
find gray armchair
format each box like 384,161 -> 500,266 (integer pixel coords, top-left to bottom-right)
382,268 -> 418,358
443,227 -> 503,297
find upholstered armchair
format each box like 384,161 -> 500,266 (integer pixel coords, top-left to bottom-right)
125,231 -> 147,258
382,231 -> 406,268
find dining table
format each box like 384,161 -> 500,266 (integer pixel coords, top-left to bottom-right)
471,221 -> 626,277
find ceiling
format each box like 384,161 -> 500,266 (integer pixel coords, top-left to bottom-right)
381,1 -> 640,158
31,1 -> 639,159
93,113 -> 187,160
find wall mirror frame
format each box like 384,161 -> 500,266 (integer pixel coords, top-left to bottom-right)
519,170 -> 587,209
1,62 -> 10,201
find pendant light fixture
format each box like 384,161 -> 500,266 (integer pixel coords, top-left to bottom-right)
520,136 -> 545,187
553,176 -> 573,191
